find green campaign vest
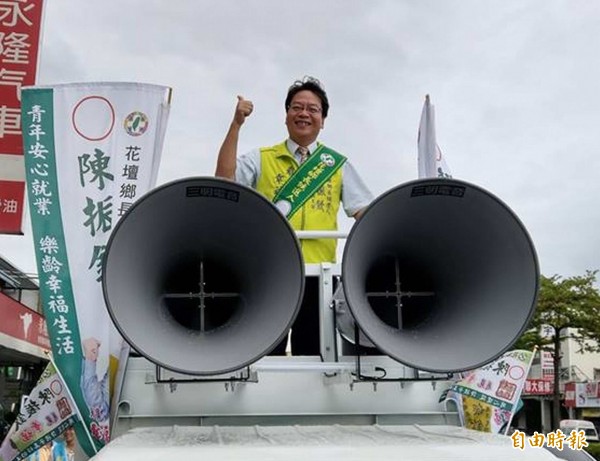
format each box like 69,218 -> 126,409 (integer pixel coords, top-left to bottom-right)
256,141 -> 345,263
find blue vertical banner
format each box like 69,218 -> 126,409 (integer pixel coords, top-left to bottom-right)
21,83 -> 171,455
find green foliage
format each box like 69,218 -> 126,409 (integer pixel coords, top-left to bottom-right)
585,442 -> 600,460
513,270 -> 600,429
514,270 -> 600,353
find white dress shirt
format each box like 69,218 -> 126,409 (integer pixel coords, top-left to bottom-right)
235,139 -> 373,216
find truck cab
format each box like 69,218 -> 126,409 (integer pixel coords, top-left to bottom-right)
560,420 -> 599,442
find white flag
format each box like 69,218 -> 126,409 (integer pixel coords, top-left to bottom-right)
417,94 -> 452,179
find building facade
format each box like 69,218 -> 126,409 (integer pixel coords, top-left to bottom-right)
0,255 -> 48,437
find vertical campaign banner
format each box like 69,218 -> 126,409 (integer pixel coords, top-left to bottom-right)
444,349 -> 534,433
0,0 -> 45,234
20,82 -> 171,455
0,362 -> 79,461
417,94 -> 451,179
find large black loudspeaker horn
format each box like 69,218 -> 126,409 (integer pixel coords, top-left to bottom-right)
342,178 -> 539,373
102,177 -> 304,375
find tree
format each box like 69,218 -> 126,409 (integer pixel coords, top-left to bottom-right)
514,270 -> 600,429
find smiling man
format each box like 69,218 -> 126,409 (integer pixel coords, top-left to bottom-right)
215,76 -> 372,356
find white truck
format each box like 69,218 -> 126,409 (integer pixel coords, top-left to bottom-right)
94,177 -> 566,460
560,420 -> 599,442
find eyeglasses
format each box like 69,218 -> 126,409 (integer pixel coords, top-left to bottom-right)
288,103 -> 322,115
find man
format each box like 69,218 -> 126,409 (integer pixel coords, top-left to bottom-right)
81,337 -> 109,422
215,76 -> 372,355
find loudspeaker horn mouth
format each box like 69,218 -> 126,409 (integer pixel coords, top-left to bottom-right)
342,178 -> 539,373
102,177 -> 304,375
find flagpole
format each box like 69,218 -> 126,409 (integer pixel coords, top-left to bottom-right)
110,342 -> 130,431
503,346 -> 539,435
45,353 -> 99,455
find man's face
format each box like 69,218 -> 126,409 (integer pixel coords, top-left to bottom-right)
285,90 -> 324,146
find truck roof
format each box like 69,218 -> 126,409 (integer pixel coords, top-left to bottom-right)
92,425 -> 559,461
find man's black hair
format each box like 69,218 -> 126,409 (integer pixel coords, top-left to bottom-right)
285,76 -> 329,118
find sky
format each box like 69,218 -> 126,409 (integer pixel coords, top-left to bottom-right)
1,0 -> 599,281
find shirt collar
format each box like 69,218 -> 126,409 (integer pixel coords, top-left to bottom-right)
286,139 -> 318,159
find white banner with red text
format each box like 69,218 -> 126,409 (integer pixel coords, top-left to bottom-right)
443,349 -> 535,433
0,362 -> 77,461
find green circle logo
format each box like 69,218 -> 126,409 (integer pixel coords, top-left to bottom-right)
124,111 -> 149,136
